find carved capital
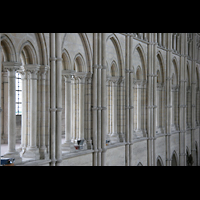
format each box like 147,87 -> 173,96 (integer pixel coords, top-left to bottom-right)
24,64 -> 40,80
3,61 -> 22,73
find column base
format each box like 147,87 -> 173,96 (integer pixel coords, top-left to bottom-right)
87,140 -> 93,149
119,132 -> 125,142
133,129 -> 143,139
39,146 -> 49,159
3,151 -> 22,165
171,124 -> 176,132
110,133 -> 119,144
22,146 -> 40,160
62,141 -> 73,152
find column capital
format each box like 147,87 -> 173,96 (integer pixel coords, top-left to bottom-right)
39,65 -> 50,74
24,64 -> 40,79
3,61 -> 22,72
107,76 -> 120,85
75,72 -> 87,84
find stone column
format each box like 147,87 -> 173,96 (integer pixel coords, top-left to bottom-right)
171,86 -> 176,131
17,70 -> 28,154
152,34 -> 157,165
191,33 -> 198,166
134,81 -> 143,138
0,36 -> 2,164
86,72 -> 92,149
163,33 -> 166,48
2,72 -> 8,144
166,33 -> 172,166
97,33 -> 102,166
3,62 -> 22,164
71,76 -> 76,143
158,33 -> 162,46
157,87 -> 160,131
92,33 -> 98,166
77,72 -> 86,142
50,33 -> 56,166
179,33 -> 187,166
101,32 -> 107,166
62,73 -> 72,151
55,33 -> 62,166
125,35 -> 130,166
23,64 -> 40,160
147,33 -> 153,166
39,65 -> 49,159
110,78 -> 119,143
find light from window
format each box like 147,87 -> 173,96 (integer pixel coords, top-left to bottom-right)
16,72 -> 22,115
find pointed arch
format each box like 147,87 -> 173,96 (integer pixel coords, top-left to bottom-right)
157,156 -> 164,166
73,53 -> 85,72
196,66 -> 199,89
186,62 -> 190,87
137,162 -> 143,166
1,34 -> 17,62
136,65 -> 143,80
110,60 -> 118,77
108,35 -> 124,77
157,51 -> 165,84
172,57 -> 179,85
62,33 -> 92,72
171,150 -> 179,166
195,141 -> 198,166
62,49 -> 72,70
36,33 -> 48,66
19,40 -> 38,65
133,43 -> 147,80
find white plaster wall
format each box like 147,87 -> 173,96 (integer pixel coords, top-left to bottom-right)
61,153 -> 93,166
155,136 -> 166,166
131,140 -> 147,166
170,133 -> 180,160
105,145 -> 125,166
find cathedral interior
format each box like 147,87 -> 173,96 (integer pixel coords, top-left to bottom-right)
0,33 -> 199,166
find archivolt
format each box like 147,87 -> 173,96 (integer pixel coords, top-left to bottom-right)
1,34 -> 17,62
19,41 -> 38,65
133,43 -> 147,80
172,57 -> 179,86
62,49 -> 72,70
106,34 -> 124,77
157,51 -> 165,84
73,53 -> 86,72
62,33 -> 92,72
156,156 -> 164,166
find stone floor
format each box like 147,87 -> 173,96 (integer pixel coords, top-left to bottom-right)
1,138 -> 66,157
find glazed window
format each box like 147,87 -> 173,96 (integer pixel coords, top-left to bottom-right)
15,72 -> 22,115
